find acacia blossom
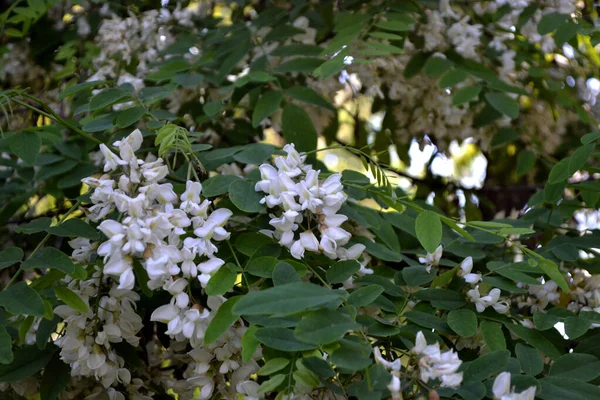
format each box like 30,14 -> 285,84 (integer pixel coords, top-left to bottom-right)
255,144 -> 365,261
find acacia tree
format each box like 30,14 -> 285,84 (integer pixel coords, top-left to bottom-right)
0,0 -> 600,399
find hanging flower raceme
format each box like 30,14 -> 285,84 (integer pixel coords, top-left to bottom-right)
411,331 -> 464,388
54,129 -> 254,395
255,144 -> 365,261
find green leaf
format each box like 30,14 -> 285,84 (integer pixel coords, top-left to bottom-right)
569,144 -> 595,174
302,356 -> 335,378
54,286 -> 88,313
204,296 -> 241,345
452,85 -> 481,105
516,343 -> 543,376
581,132 -> 600,145
554,21 -> 580,46
257,373 -> 286,393
233,282 -> 347,316
548,157 -> 571,184
463,350 -> 510,382
241,325 -> 260,363
537,259 -> 569,292
0,282 -> 46,317
549,353 -> 600,381
39,352 -> 70,400
282,103 -> 318,153
21,247 -> 75,275
174,72 -> 203,87
272,262 -> 301,286
481,321 -> 506,351
286,86 -> 335,111
538,12 -> 566,35
0,345 -> 54,382
404,311 -> 451,334
330,338 -> 373,372
258,358 -> 290,376
229,179 -> 266,213
540,377 -> 600,400
201,175 -> 240,197
295,310 -> 359,345
246,256 -> 280,278
89,88 -> 130,111
404,51 -> 430,78
439,69 -> 469,88
47,218 -> 99,240
402,265 -> 435,287
0,247 -> 23,270
414,288 -> 465,310
233,143 -> 275,164
375,20 -> 411,31
276,57 -> 324,73
326,260 -> 361,284
58,80 -> 109,100
485,92 -> 519,119
456,381 -> 487,400
252,91 -> 284,127
564,316 -> 591,339
270,44 -> 324,57
415,211 -> 442,253
447,309 -> 477,337
116,106 -> 146,128
368,31 -> 404,40
10,131 -> 41,166
14,217 -> 52,234
0,326 -> 13,364
505,324 -> 562,360
203,101 -> 223,117
82,116 -> 115,132
132,260 -> 152,298
516,150 -> 536,177
205,264 -> 237,296
255,327 -> 316,352
348,285 -> 384,307
423,56 -> 453,77
36,315 -> 59,350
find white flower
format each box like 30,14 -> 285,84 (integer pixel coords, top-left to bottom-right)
419,245 -> 443,273
100,144 -> 127,172
457,256 -> 481,284
194,208 -> 233,241
291,231 -> 320,259
493,372 -> 536,400
150,304 -> 179,324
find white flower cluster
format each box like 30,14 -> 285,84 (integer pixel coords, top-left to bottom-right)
493,372 -> 536,400
51,128 -> 264,396
255,144 -> 365,260
54,270 -> 143,388
82,129 -> 233,349
411,331 -> 463,388
325,0 -> 585,153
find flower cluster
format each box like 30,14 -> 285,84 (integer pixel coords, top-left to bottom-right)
48,129 -> 267,397
54,270 -> 143,388
83,130 -> 234,344
255,144 -> 365,261
411,331 -> 463,388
